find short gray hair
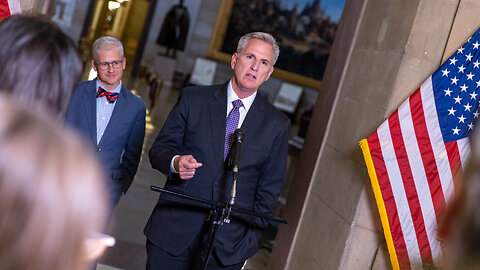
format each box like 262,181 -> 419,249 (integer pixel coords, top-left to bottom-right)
92,36 -> 124,61
236,32 -> 280,65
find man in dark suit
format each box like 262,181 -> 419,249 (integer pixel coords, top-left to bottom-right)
66,36 -> 146,210
144,32 -> 290,270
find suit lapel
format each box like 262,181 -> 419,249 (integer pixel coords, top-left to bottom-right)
82,81 -> 97,145
209,84 -> 228,174
99,85 -> 128,146
240,93 -> 265,144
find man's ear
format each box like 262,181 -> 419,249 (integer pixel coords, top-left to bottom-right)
231,53 -> 238,69
265,67 -> 274,82
91,60 -> 97,72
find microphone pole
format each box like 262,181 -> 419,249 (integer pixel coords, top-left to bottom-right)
225,128 -> 244,223
200,129 -> 245,270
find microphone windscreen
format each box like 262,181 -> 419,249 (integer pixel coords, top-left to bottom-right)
234,129 -> 245,143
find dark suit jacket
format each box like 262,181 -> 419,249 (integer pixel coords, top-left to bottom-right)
144,82 -> 290,266
65,79 -> 146,206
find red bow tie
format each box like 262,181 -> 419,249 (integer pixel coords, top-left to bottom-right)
96,87 -> 119,103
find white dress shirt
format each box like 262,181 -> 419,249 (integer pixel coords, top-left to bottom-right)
96,80 -> 122,144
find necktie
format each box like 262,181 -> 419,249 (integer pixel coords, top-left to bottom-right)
224,99 -> 243,160
96,87 -> 119,103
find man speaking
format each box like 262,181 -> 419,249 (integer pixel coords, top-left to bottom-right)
144,32 -> 290,270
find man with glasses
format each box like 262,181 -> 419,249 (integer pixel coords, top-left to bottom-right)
66,36 -> 146,212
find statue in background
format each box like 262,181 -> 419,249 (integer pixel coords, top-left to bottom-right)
157,0 -> 190,58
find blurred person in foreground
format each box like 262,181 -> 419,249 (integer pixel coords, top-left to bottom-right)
0,14 -> 111,270
0,14 -> 82,117
144,32 -> 290,269
439,123 -> 480,270
0,94 -> 109,270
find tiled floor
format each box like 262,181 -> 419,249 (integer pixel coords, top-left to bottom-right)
96,79 -> 272,270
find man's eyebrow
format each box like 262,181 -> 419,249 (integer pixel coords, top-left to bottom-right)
260,57 -> 271,64
244,52 -> 271,63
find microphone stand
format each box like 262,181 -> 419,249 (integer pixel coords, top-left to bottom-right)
150,174 -> 286,270
198,170 -> 237,270
150,185 -> 286,223
151,130 -> 286,269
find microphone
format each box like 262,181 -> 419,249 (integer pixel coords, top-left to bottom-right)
229,129 -> 245,173
227,129 -> 244,213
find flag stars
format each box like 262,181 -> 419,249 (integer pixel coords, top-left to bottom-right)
465,103 -> 472,111
442,68 -> 450,77
453,126 -> 460,135
474,60 -> 480,68
466,53 -> 473,62
454,95 -> 463,103
448,107 -> 456,115
467,72 -> 475,80
434,38 -> 480,141
451,76 -> 459,85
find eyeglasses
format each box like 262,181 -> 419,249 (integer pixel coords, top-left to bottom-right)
95,60 -> 123,70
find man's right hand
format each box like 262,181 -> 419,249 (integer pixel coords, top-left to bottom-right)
174,155 -> 203,180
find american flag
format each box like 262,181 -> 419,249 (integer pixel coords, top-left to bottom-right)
0,0 -> 21,21
359,28 -> 480,269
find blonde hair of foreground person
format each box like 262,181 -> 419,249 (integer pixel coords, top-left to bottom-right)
0,94 -> 108,270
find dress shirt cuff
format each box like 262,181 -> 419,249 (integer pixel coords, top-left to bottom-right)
170,155 -> 180,173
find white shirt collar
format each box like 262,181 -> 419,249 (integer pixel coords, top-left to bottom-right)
227,80 -> 256,112
96,79 -> 122,93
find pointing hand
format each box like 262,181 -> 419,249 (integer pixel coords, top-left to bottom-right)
174,155 -> 203,180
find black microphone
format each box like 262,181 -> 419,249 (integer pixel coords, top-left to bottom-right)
229,129 -> 245,172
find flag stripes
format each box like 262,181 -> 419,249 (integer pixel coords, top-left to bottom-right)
360,76 -> 469,268
360,134 -> 404,270
389,108 -> 434,265
0,0 -> 21,21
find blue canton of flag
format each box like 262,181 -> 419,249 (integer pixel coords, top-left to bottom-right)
433,31 -> 480,143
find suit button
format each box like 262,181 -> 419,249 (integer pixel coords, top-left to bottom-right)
96,147 -> 101,152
